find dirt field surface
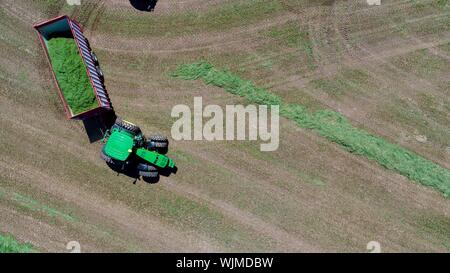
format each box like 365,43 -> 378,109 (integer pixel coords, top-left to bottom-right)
0,0 -> 449,252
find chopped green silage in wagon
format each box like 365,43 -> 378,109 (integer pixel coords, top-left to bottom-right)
47,37 -> 98,115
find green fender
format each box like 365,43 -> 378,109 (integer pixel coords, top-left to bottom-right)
136,148 -> 175,169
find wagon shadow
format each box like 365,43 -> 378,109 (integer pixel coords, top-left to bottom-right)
129,0 -> 158,12
82,110 -> 116,143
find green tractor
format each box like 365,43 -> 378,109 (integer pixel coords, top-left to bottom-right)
101,117 -> 176,178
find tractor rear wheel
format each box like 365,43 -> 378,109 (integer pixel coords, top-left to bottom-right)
101,151 -> 123,170
100,151 -> 114,164
115,117 -> 141,134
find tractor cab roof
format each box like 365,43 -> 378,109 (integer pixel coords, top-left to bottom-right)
103,129 -> 134,161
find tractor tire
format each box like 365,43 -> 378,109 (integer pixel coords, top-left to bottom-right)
137,163 -> 158,172
137,163 -> 158,177
101,150 -> 125,172
115,117 -> 141,134
147,135 -> 169,154
100,151 -> 114,164
91,52 -> 99,64
149,135 -> 168,142
149,135 -> 169,148
151,141 -> 168,148
139,171 -> 159,178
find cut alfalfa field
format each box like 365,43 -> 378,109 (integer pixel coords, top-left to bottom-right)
47,37 -> 97,115
170,62 -> 450,197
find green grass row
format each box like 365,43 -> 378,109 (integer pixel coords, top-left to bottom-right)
0,233 -> 34,253
170,62 -> 450,197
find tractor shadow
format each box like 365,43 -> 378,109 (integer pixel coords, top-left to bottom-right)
129,0 -> 158,12
106,162 -> 178,185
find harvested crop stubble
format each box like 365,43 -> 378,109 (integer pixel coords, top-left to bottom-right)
170,62 -> 450,197
47,38 -> 98,115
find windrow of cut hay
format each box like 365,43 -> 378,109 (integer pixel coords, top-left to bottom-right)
170,62 -> 450,197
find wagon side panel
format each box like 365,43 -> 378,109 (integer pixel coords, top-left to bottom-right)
34,17 -> 74,119
68,20 -> 113,113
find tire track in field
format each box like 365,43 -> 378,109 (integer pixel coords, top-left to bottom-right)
163,178 -> 319,252
1,0 -> 43,24
324,0 -> 450,169
0,159 -> 223,252
90,12 -> 299,55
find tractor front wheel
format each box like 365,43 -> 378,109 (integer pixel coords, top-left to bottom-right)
137,163 -> 159,177
147,135 -> 168,154
139,171 -> 159,178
